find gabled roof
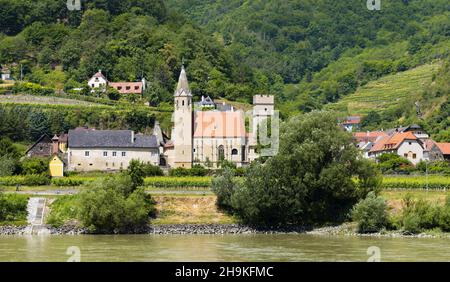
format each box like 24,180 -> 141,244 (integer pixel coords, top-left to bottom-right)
68,129 -> 158,149
437,143 -> 450,155
92,70 -> 107,80
343,116 -> 361,125
25,134 -> 52,154
370,132 -> 421,153
353,131 -> 388,143
194,111 -> 246,138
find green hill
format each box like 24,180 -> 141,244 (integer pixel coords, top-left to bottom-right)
326,63 -> 440,115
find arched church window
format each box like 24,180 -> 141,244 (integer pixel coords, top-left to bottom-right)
218,145 -> 225,161
231,149 -> 238,155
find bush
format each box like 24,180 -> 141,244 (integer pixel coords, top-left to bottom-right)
351,192 -> 389,233
0,193 -> 29,223
377,153 -> 414,174
399,195 -> 443,234
46,195 -> 79,227
169,165 -> 209,177
13,82 -> 54,96
0,155 -> 18,176
78,174 -> 155,232
20,157 -> 49,175
211,168 -> 239,210
22,174 -> 51,186
51,177 -> 85,187
142,163 -> 164,177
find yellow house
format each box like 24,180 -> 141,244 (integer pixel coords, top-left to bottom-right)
49,155 -> 64,177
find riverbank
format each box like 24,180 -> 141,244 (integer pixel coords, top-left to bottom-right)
2,223 -> 450,238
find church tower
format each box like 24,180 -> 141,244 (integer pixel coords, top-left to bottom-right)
173,66 -> 193,168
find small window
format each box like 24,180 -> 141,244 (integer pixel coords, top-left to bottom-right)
413,154 -> 417,159
112,162 -> 115,167
91,84 -> 94,87
126,86 -> 131,90
85,151 -> 90,157
113,152 -> 117,157
103,152 -> 108,157
134,86 -> 139,90
106,162 -> 108,167
409,142 -> 412,145
404,154 -> 408,158
232,149 -> 238,155
182,100 -> 185,106
89,163 -> 93,166
122,152 -> 126,157
118,86 -> 122,90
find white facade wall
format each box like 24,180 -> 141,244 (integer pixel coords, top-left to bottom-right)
397,141 -> 425,165
88,76 -> 107,89
68,147 -> 159,172
193,137 -> 248,167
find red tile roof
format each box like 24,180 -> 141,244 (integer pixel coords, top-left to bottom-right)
437,143 -> 450,155
353,131 -> 388,143
370,132 -> 419,153
194,111 -> 246,138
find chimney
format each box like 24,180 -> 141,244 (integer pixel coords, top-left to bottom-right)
131,131 -> 135,143
51,135 -> 59,155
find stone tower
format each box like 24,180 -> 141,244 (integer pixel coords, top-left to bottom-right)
253,95 -> 275,131
173,66 -> 193,168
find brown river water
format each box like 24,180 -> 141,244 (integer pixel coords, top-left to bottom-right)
1,234 -> 450,262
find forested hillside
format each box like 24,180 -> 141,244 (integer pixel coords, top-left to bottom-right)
168,0 -> 449,138
0,0 -> 449,140
0,0 -> 265,105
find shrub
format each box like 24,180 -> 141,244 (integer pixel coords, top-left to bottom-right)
0,155 -> 18,177
377,153 -> 414,174
23,174 -> 51,186
351,192 -> 389,233
0,193 -> 29,222
399,196 -> 442,234
20,157 -> 49,175
51,177 -> 85,187
211,168 -> 239,210
13,82 -> 54,96
169,165 -> 209,177
46,195 -> 79,227
142,163 -> 164,177
78,174 -> 155,232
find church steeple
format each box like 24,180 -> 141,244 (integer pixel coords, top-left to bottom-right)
175,65 -> 191,96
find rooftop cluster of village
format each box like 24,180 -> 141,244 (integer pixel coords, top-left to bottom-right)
341,117 -> 450,165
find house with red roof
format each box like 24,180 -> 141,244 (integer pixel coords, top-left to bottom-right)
368,132 -> 424,164
88,70 -> 146,95
341,116 -> 361,132
437,143 -> 450,161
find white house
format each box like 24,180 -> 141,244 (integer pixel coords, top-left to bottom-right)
67,128 -> 160,172
1,67 -> 11,81
88,70 -> 108,90
368,131 -> 426,165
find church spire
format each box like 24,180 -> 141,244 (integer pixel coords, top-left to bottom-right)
175,65 -> 191,96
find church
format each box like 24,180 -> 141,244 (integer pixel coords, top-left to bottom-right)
160,67 -> 275,169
